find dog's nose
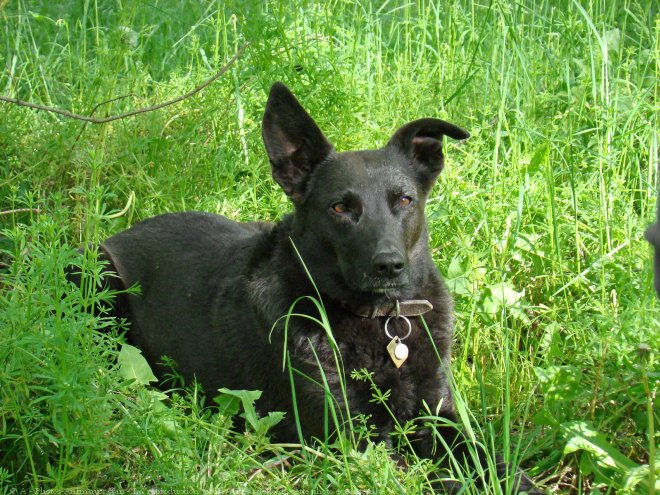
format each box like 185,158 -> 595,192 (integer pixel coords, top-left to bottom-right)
372,251 -> 405,278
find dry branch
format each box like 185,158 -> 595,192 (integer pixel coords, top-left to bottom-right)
0,43 -> 248,124
0,208 -> 42,216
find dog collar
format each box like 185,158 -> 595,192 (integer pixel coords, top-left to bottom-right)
346,299 -> 433,368
349,299 -> 433,319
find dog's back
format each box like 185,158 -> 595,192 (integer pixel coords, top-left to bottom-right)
103,212 -> 278,392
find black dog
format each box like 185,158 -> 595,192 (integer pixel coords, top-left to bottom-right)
82,83 -> 540,493
645,191 -> 660,298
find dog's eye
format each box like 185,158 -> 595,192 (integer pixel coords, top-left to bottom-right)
398,196 -> 413,207
332,202 -> 349,214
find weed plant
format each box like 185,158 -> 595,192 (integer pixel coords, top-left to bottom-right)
0,0 -> 658,493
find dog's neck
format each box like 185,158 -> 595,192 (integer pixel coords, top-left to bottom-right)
346,299 -> 433,319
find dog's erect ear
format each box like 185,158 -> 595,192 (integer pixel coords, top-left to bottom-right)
387,118 -> 469,191
262,82 -> 334,204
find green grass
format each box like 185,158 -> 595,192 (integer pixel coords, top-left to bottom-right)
1,0 -> 658,492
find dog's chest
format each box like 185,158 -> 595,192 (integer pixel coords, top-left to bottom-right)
326,313 -> 446,419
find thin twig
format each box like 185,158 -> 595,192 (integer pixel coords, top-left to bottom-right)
0,208 -> 41,216
0,43 -> 248,124
71,93 -> 135,148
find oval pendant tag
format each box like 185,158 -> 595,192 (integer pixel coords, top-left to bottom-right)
386,337 -> 408,368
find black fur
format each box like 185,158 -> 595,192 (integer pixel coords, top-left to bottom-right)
81,83 -> 541,493
645,190 -> 660,298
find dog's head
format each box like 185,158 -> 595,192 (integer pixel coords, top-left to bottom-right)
262,82 -> 469,304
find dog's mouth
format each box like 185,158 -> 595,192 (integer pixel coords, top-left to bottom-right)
358,276 -> 409,294
369,285 -> 405,294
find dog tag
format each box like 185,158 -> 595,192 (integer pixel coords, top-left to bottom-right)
387,337 -> 408,368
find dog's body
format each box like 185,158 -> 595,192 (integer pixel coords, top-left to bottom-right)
87,83 -> 540,493
102,210 -> 453,446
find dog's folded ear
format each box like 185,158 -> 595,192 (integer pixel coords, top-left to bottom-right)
388,118 -> 469,191
262,82 -> 334,204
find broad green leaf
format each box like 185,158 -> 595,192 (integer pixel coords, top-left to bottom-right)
538,322 -> 563,362
488,282 -> 525,305
447,256 -> 465,279
256,411 -> 286,436
215,389 -> 285,436
217,388 -> 262,430
622,462 -> 660,494
118,344 -> 157,386
562,421 -> 639,472
445,256 -> 471,296
213,393 -> 241,418
534,365 -> 582,402
527,142 -> 550,175
147,390 -> 178,438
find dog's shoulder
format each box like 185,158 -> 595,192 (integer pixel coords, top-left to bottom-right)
241,215 -> 312,324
